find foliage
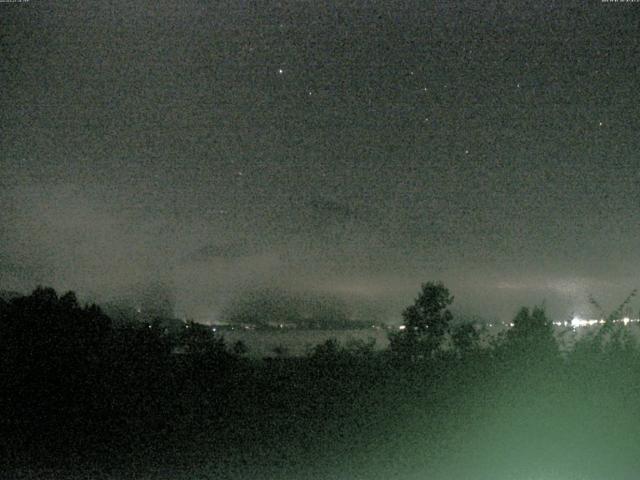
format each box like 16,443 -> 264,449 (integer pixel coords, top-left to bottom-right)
503,306 -> 559,362
180,320 -> 226,356
232,340 -> 249,356
587,289 -> 638,352
272,344 -> 289,357
310,337 -> 341,359
4,284 -> 640,479
451,323 -> 480,354
389,281 -> 454,359
589,289 -> 637,324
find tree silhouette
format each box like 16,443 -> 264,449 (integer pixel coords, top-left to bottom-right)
586,289 -> 638,353
452,323 -> 480,355
344,337 -> 376,358
389,281 -> 454,359
311,338 -> 340,359
272,344 -> 289,358
504,306 -> 558,361
180,320 -> 226,356
232,339 -> 249,356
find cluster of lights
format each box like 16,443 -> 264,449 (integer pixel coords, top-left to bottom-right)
569,316 -> 638,328
396,317 -> 640,332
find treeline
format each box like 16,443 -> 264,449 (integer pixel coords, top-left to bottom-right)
2,284 -> 640,479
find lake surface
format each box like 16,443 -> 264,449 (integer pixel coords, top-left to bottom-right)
220,328 -> 390,357
219,323 -> 640,357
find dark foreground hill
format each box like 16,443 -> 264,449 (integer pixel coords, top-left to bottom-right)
3,287 -> 640,479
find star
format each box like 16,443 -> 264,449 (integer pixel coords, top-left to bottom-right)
277,68 -> 284,75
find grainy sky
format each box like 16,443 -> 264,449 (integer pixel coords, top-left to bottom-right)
2,1 -> 640,323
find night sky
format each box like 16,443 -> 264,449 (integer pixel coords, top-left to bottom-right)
2,1 -> 640,323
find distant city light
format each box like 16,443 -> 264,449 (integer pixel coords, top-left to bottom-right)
570,316 -> 639,328
571,316 -> 605,328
